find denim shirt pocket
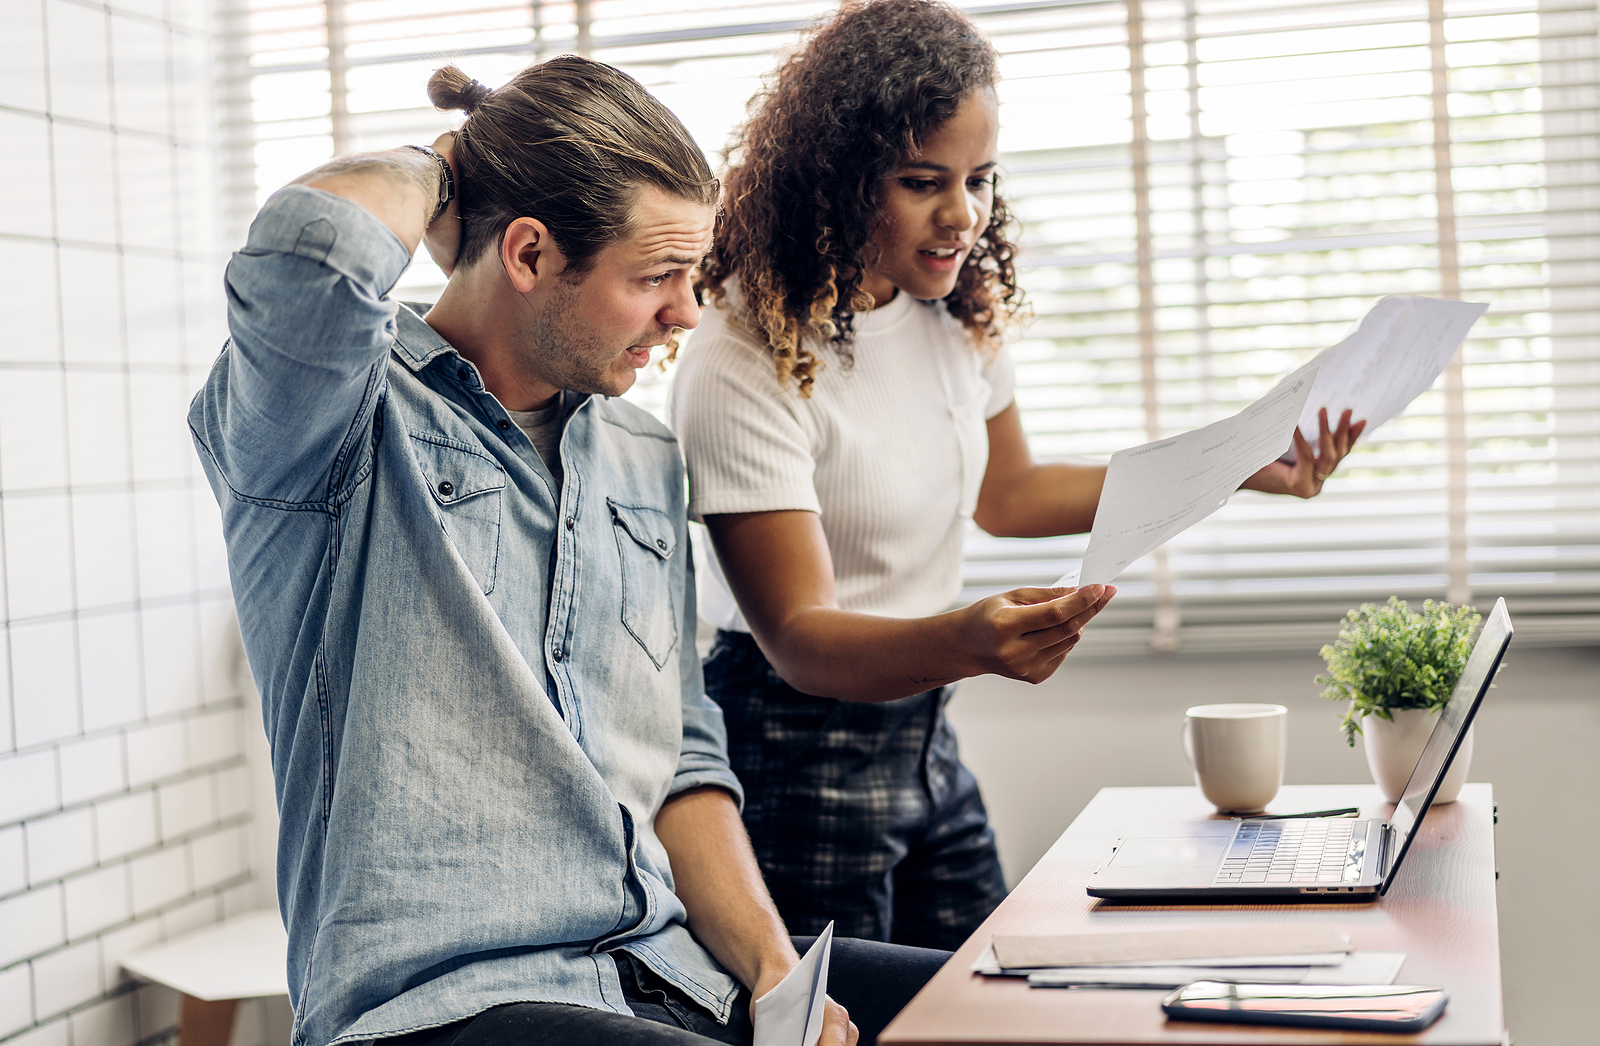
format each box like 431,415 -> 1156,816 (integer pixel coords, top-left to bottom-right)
608,499 -> 679,669
411,434 -> 506,594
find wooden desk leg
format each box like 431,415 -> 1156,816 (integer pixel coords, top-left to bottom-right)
179,995 -> 238,1046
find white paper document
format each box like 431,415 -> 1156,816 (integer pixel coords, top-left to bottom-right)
1054,370 -> 1317,587
1284,295 -> 1487,444
970,945 -> 1346,976
1023,951 -> 1407,990
1050,295 -> 1485,589
751,921 -> 833,1046
990,925 -> 1350,969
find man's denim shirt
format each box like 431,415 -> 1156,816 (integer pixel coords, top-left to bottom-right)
189,186 -> 744,1046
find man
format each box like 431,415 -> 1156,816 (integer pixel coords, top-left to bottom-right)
190,57 -> 945,1046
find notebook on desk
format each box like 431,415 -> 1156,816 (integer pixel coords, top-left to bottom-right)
1086,597 -> 1513,902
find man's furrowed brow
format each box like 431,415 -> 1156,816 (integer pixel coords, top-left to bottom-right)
633,248 -> 707,272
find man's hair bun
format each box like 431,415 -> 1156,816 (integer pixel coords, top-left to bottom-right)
428,65 -> 493,114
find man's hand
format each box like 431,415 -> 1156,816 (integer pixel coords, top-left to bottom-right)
422,131 -> 462,276
818,996 -> 859,1045
1242,407 -> 1367,498
654,788 -> 860,1039
298,138 -> 458,260
748,971 -> 859,1046
958,584 -> 1115,684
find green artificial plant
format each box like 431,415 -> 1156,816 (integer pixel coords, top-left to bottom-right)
1316,596 -> 1481,746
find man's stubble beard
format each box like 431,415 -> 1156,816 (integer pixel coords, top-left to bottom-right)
513,275 -> 619,397
513,274 -> 674,398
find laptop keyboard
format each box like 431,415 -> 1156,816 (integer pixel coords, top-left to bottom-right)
1213,819 -> 1367,885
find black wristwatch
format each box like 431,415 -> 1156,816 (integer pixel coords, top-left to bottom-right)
403,144 -> 455,224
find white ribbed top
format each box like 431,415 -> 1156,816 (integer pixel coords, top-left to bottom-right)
669,289 -> 1015,631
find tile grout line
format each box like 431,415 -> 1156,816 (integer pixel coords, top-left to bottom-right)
1,745 -> 248,836
0,816 -> 254,930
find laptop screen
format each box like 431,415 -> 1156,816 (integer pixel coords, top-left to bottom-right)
1381,598 -> 1512,892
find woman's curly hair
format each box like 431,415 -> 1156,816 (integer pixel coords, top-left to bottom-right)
693,0 -> 1023,397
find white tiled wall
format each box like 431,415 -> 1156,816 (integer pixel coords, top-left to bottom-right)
1,1 -> 276,1043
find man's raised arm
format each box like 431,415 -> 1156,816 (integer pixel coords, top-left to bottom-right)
191,137 -> 455,505
298,134 -> 460,267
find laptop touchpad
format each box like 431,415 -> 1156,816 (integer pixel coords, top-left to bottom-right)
1111,835 -> 1229,868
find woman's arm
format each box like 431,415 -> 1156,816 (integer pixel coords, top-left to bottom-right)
703,509 -> 1113,702
972,403 -> 1367,538
974,404 -> 1106,538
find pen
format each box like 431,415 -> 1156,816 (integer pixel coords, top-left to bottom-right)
1030,981 -> 1177,990
1235,807 -> 1360,820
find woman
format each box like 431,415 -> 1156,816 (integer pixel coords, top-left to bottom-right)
668,0 -> 1362,950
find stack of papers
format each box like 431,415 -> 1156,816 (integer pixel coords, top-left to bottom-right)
1054,295 -> 1487,589
1058,368 -> 1318,587
1283,295 -> 1488,445
973,927 -> 1405,990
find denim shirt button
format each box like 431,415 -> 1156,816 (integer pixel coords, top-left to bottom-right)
457,367 -> 468,381
565,517 -> 575,530
497,419 -> 510,430
438,480 -> 454,496
551,648 -> 563,662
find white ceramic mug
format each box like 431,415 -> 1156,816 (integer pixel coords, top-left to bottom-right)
1182,703 -> 1288,814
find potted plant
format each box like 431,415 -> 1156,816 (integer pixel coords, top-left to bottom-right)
1316,597 -> 1481,804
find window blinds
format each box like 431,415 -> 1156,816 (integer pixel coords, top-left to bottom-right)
217,0 -> 1600,651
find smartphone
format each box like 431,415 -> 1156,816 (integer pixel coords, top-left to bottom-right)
1161,980 -> 1448,1032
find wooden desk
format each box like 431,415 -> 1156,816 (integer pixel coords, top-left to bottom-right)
881,784 -> 1502,1045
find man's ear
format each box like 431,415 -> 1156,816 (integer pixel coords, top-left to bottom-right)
499,217 -> 567,293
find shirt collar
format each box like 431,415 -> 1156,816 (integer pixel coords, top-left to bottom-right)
853,285 -> 918,333
393,301 -> 460,372
393,302 -> 599,416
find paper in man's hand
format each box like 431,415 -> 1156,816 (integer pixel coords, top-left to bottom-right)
751,921 -> 833,1046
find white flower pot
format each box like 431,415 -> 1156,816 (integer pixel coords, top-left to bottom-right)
1360,706 -> 1473,805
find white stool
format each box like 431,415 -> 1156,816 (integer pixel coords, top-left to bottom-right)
122,909 -> 289,1046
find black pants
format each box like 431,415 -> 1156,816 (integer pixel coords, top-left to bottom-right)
377,936 -> 949,1046
703,630 -> 1008,950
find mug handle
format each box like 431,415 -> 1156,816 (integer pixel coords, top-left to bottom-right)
1181,718 -> 1195,766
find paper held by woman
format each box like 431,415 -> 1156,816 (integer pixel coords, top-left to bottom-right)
1055,296 -> 1487,589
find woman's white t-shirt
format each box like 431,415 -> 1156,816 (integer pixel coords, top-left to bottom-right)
668,289 -> 1015,632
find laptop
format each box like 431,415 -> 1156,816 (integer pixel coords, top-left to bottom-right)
1086,597 -> 1512,902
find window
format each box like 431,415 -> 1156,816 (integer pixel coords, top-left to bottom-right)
219,0 -> 1600,650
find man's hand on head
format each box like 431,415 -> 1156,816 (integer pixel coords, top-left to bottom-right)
296,141 -> 454,258
423,131 -> 462,277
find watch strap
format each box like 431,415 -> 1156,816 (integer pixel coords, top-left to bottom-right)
403,144 -> 454,224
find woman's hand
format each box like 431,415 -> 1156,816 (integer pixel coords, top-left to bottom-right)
422,131 -> 462,277
958,584 -> 1115,684
1242,407 -> 1367,499
705,511 -> 1115,700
